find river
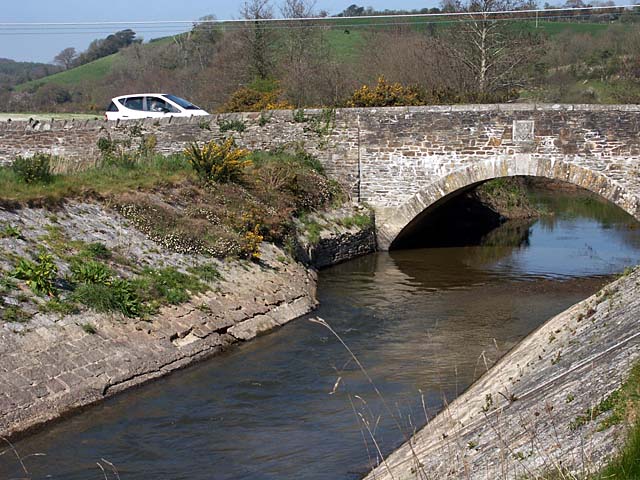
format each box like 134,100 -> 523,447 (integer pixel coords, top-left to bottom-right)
3,188 -> 640,480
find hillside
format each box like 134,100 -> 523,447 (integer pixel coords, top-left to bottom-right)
0,58 -> 61,89
15,54 -> 119,92
6,13 -> 640,113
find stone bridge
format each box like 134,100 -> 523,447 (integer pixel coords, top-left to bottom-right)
2,104 -> 640,249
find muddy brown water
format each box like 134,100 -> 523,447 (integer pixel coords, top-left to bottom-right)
3,190 -> 640,479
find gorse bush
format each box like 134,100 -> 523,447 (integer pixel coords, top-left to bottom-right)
347,76 -> 424,107
219,87 -> 293,113
184,137 -> 251,184
12,154 -> 53,184
12,251 -> 58,296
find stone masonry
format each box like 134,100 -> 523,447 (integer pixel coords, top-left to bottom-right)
3,104 -> 640,248
0,202 -> 318,440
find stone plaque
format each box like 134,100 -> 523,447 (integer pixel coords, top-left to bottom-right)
513,120 -> 535,142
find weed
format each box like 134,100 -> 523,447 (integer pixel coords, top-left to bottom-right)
198,120 -> 211,131
0,275 -> 17,294
12,154 -> 53,184
40,298 -> 80,316
188,264 -> 222,282
82,242 -> 112,260
293,109 -> 307,123
12,251 -> 58,296
218,119 -> 246,133
482,393 -> 494,412
134,267 -> 207,307
73,279 -> 142,318
1,224 -> 23,239
258,111 -> 272,127
70,260 -> 112,285
2,305 -> 31,323
339,213 -> 372,230
81,322 -> 97,334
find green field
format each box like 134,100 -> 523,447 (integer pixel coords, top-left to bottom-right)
15,54 -> 119,92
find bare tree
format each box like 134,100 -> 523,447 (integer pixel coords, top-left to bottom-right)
279,0 -> 333,106
53,47 -> 77,70
440,0 -> 543,97
240,0 -> 276,80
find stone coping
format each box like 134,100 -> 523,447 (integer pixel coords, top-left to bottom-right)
1,103 -> 638,132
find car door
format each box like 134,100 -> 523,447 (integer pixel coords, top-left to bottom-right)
118,96 -> 146,119
144,96 -> 180,118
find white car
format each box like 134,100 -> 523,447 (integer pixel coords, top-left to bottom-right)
105,93 -> 209,120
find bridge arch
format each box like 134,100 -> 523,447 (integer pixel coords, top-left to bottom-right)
374,155 -> 640,250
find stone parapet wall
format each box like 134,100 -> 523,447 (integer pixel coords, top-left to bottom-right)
3,104 -> 640,247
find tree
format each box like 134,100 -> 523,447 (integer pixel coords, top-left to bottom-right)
439,0 -> 543,97
240,0 -> 276,80
53,47 -> 77,70
339,4 -> 367,16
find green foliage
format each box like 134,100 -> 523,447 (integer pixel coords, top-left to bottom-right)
1,224 -> 23,239
293,109 -> 307,123
12,154 -> 53,184
40,298 -> 80,316
82,242 -> 112,260
81,322 -> 97,334
2,305 -> 31,323
258,111 -> 272,127
0,153 -> 192,204
134,267 -> 207,307
184,137 -> 251,184
12,251 -> 58,296
218,119 -> 246,133
339,213 -> 372,229
73,279 -> 143,318
188,264 -> 222,282
70,260 -> 112,285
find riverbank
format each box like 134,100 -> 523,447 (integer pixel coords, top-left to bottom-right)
0,200 -> 321,440
364,267 -> 640,480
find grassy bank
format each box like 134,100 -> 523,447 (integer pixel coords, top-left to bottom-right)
0,143 -> 341,325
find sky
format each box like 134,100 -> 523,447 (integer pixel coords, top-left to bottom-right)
1,0 -> 439,63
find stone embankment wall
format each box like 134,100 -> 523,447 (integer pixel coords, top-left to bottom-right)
0,202 -> 318,440
295,204 -> 377,269
3,105 -> 640,247
364,268 -> 640,480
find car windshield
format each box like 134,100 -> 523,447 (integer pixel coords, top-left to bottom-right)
164,94 -> 201,110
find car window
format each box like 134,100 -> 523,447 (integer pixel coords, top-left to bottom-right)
145,96 -> 179,113
164,94 -> 201,110
106,101 -> 118,112
119,97 -> 144,111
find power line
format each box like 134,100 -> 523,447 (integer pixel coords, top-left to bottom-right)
0,4 -> 638,28
0,9 -> 636,36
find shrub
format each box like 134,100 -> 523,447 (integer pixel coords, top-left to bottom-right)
347,76 -> 424,108
12,154 -> 53,184
184,137 -> 251,184
219,87 -> 293,113
12,251 -> 58,296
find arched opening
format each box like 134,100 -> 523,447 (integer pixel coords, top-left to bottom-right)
390,175 -> 640,251
375,157 -> 640,250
